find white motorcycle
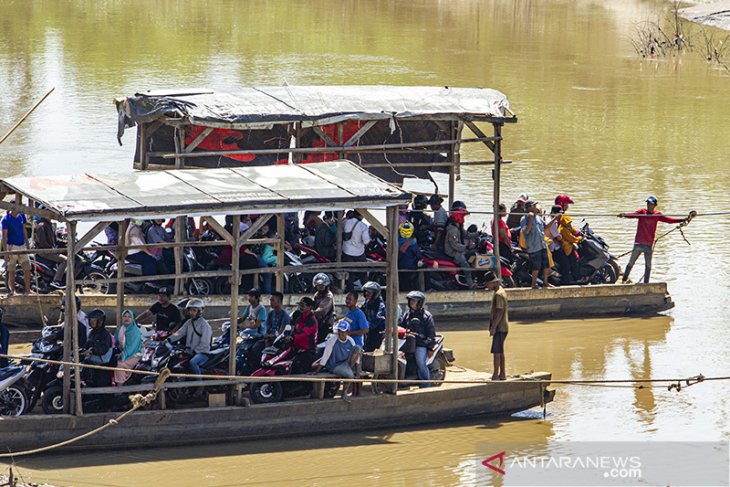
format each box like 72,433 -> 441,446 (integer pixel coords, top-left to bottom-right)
0,363 -> 29,417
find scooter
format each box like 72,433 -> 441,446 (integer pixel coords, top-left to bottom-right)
248,328 -> 340,404
160,342 -> 231,404
22,325 -> 64,413
422,248 -> 513,290
41,362 -> 117,414
395,326 -> 452,385
127,330 -> 172,385
575,222 -> 621,284
0,363 -> 29,417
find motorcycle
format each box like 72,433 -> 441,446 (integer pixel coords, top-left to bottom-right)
421,248 -> 513,290
249,327 -> 340,404
13,252 -> 109,295
22,325 -> 64,413
552,222 -> 620,285
0,363 -> 29,417
395,326 -> 452,385
127,330 -> 172,385
41,362 -> 117,414
154,341 -> 231,404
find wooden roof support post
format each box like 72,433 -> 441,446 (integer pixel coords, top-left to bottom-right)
173,217 -> 184,296
294,122 -> 303,164
276,213 -> 285,293
385,205 -> 400,393
66,222 -> 83,415
174,127 -> 186,169
355,208 -> 387,239
116,220 -> 128,326
492,122 -> 503,278
138,122 -> 148,170
335,210 -> 344,291
228,215 -> 240,378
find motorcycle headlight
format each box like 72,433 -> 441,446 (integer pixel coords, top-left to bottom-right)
56,370 -> 64,379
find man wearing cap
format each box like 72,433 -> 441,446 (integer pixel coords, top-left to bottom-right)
619,196 -> 691,283
313,319 -> 362,399
485,271 -> 509,380
506,194 -> 529,233
136,287 -> 182,333
520,200 -> 551,289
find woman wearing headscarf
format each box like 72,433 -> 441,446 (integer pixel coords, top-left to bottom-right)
113,309 -> 143,385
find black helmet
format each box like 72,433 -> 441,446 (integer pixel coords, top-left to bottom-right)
406,290 -> 426,306
412,194 -> 428,210
60,295 -> 81,311
450,200 -> 467,211
88,308 -> 106,328
248,288 -> 262,298
428,194 -> 444,206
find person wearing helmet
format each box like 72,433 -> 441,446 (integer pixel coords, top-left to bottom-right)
618,196 -> 692,283
312,273 -> 335,343
314,211 -> 337,261
343,291 -> 368,348
313,319 -> 362,399
398,221 -> 424,292
445,201 -> 475,289
428,194 -> 448,250
342,210 -> 371,291
401,290 -> 436,387
361,281 -> 387,352
288,297 -> 319,373
168,299 -> 212,376
113,309 -> 144,385
54,295 -> 89,348
135,287 -> 182,333
80,309 -> 113,365
407,195 -> 433,248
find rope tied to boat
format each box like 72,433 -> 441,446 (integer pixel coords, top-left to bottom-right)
0,367 -> 170,458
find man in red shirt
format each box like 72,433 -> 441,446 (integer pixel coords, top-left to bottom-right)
618,196 -> 690,283
288,297 -> 319,373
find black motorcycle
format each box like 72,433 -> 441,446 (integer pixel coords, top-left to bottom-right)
22,326 -> 64,413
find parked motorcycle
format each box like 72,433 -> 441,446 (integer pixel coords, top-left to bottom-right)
41,363 -> 116,414
22,325 -> 64,413
0,363 -> 29,417
551,222 -> 620,285
14,252 -> 109,295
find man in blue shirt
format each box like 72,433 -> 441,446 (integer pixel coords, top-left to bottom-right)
313,319 -> 362,400
1,210 -> 31,295
520,201 -> 551,289
238,288 -> 267,337
264,291 -> 291,340
344,291 -> 368,348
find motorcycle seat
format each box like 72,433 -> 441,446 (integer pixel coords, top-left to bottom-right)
422,249 -> 452,261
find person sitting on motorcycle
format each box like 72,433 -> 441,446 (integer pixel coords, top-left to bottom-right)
238,288 -> 268,370
401,291 -> 436,388
313,319 -> 362,399
407,194 -> 433,248
312,273 -> 335,344
265,291 -> 291,342
136,287 -> 182,334
366,226 -> 386,258
361,281 -> 387,352
145,219 -> 173,275
554,195 -> 583,284
0,308 -> 9,368
397,221 -> 424,292
53,295 -> 89,348
287,297 -> 318,374
428,194 -> 448,251
314,211 -> 337,261
80,309 -> 113,365
168,299 -> 212,377
444,201 -> 475,289
113,309 -> 144,385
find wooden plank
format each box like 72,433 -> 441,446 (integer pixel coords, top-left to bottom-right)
312,126 -> 338,148
335,210 -> 344,290
138,122 -> 147,170
66,222 -> 83,416
344,120 -> 377,147
203,216 -> 234,246
239,215 -> 271,247
174,216 -> 184,295
464,121 -> 496,153
174,127 -> 185,169
116,220 -> 128,325
355,208 -> 387,238
0,201 -> 65,222
184,127 -> 214,153
75,221 -> 108,252
492,122 -> 503,278
276,213 -> 285,293
385,206 -> 400,390
229,215 -> 240,378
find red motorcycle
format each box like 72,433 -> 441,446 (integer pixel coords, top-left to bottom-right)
422,242 -> 515,290
248,329 -> 339,404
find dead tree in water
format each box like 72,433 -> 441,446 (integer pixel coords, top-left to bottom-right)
699,28 -> 730,72
630,1 -> 692,58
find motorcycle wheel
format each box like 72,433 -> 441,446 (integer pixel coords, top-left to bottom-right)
41,385 -> 64,414
501,275 -> 517,288
429,355 -> 448,387
80,271 -> 111,295
591,264 -> 617,285
186,278 -> 212,296
214,276 -> 231,295
0,384 -> 29,417
323,381 -> 341,399
249,382 -> 283,404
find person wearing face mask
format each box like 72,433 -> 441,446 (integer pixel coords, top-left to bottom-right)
80,309 -> 113,365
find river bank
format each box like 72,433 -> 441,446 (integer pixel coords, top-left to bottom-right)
680,1 -> 730,30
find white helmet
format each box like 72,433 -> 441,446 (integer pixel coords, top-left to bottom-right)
185,298 -> 205,313
312,273 -> 331,287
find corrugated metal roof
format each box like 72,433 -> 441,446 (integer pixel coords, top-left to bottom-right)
116,86 -> 512,133
1,161 -> 411,222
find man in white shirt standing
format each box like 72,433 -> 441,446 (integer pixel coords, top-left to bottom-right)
342,210 -> 370,291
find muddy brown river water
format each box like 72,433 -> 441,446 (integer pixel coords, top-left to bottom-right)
1,0 -> 729,485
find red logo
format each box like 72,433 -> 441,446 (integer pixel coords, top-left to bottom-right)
482,451 -> 506,475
